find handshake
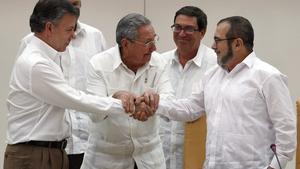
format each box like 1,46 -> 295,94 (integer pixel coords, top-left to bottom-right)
112,90 -> 159,121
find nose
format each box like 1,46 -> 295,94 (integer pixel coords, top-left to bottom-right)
150,43 -> 156,52
178,29 -> 187,36
211,41 -> 217,50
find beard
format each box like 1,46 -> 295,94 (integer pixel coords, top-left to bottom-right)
217,46 -> 233,70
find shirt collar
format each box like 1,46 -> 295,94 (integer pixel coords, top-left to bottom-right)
31,35 -> 60,62
193,44 -> 205,67
148,51 -> 159,67
74,21 -> 86,37
112,45 -> 123,71
223,51 -> 256,74
111,45 -> 154,71
241,51 -> 256,68
172,43 -> 204,68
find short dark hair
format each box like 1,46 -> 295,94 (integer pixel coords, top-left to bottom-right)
174,6 -> 207,31
30,0 -> 79,33
218,16 -> 254,51
116,13 -> 151,46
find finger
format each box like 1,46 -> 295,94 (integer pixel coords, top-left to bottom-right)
133,111 -> 141,120
143,92 -> 150,105
140,104 -> 151,118
133,103 -> 147,121
148,103 -> 156,117
135,111 -> 142,120
124,97 -> 131,113
148,106 -> 155,117
136,111 -> 148,121
135,96 -> 144,105
126,93 -> 136,113
128,96 -> 135,113
121,98 -> 129,113
140,112 -> 148,121
149,93 -> 155,110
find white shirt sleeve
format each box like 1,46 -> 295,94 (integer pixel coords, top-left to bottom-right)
30,61 -> 123,115
157,81 -> 205,122
262,73 -> 296,169
86,61 -> 108,97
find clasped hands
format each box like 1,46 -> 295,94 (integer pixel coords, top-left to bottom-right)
112,90 -> 159,121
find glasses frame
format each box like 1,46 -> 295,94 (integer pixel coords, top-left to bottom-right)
130,35 -> 159,48
214,37 -> 237,44
171,24 -> 199,34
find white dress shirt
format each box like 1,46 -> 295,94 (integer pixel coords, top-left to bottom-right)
159,44 -> 216,169
15,21 -> 107,154
158,52 -> 296,169
81,46 -> 174,169
64,21 -> 107,155
6,36 -> 122,144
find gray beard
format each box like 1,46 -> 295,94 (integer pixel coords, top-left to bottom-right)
217,47 -> 233,71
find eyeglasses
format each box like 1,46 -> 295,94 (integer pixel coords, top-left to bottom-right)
214,37 -> 237,44
171,24 -> 199,34
131,35 -> 159,48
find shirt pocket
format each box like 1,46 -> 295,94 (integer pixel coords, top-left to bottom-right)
143,69 -> 160,91
140,145 -> 166,169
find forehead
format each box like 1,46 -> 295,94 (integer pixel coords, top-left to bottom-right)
215,22 -> 231,38
137,25 -> 156,39
175,14 -> 197,26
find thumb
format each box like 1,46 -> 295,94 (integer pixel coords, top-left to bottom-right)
135,96 -> 145,105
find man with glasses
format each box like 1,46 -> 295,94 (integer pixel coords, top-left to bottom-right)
159,6 -> 216,169
81,13 -> 174,169
156,16 -> 296,169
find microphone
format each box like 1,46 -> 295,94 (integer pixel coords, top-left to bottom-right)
270,144 -> 282,169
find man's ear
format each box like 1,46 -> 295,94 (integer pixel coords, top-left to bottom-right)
44,22 -> 53,37
200,28 -> 206,36
121,38 -> 129,49
234,38 -> 243,48
198,28 -> 206,39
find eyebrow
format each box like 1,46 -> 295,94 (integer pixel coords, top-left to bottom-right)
174,24 -> 197,27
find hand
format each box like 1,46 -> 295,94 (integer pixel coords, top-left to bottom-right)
131,101 -> 154,121
141,90 -> 159,112
112,91 -> 136,114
